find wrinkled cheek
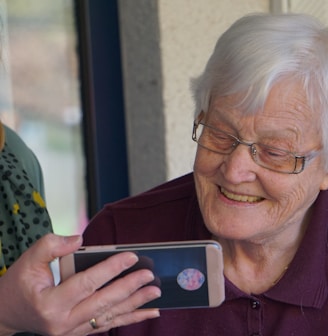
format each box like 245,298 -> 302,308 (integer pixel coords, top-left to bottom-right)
266,192 -> 302,226
194,175 -> 219,229
193,150 -> 203,172
193,149 -> 218,176
194,172 -> 208,206
193,171 -> 211,212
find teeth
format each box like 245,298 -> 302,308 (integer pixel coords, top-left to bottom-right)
221,187 -> 263,203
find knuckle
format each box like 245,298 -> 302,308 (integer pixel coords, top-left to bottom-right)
95,296 -> 112,315
39,233 -> 56,246
77,272 -> 99,295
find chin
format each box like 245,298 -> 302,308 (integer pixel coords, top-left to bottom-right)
206,215 -> 265,242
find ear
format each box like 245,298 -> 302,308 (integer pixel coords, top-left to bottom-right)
320,172 -> 328,190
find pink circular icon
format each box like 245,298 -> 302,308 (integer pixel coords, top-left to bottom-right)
177,268 -> 205,291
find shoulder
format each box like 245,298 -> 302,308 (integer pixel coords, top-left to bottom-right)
3,124 -> 45,197
4,124 -> 37,165
111,172 -> 196,209
83,173 -> 199,245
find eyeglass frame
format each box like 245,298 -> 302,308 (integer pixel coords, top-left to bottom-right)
192,111 -> 321,174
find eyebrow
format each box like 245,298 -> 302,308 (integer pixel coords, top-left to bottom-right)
208,108 -> 301,140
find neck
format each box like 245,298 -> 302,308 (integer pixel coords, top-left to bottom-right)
219,240 -> 294,294
216,214 -> 310,294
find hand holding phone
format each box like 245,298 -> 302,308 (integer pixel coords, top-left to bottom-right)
60,240 -> 225,309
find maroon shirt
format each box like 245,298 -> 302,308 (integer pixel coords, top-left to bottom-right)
83,173 -> 328,336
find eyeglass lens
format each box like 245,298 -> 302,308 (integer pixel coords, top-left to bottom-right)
193,122 -> 304,173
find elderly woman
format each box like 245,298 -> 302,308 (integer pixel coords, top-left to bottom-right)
84,13 -> 328,335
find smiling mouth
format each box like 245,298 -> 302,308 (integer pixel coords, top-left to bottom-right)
220,187 -> 263,203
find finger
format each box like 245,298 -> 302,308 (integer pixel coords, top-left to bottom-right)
88,309 -> 160,334
101,308 -> 160,330
55,252 -> 140,307
28,264 -> 152,336
20,233 -> 83,265
66,269 -> 161,327
92,285 -> 161,328
64,307 -> 160,336
11,234 -> 83,291
86,270 -> 161,315
95,270 -> 161,308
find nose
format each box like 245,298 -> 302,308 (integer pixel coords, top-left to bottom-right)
221,143 -> 258,183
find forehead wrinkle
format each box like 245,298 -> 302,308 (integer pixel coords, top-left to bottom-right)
258,92 -> 319,144
209,82 -> 321,149
209,105 -> 306,148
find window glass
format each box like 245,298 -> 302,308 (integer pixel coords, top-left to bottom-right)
0,0 -> 87,235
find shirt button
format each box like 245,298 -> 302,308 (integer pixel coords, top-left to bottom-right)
250,299 -> 261,309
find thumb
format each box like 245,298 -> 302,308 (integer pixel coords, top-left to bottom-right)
24,233 -> 83,264
5,234 -> 84,292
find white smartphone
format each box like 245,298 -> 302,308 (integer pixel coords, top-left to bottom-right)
60,240 -> 225,309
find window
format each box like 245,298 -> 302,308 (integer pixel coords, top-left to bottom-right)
271,0 -> 328,22
0,0 -> 86,235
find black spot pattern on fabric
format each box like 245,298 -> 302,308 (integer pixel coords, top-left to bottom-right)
35,208 -> 45,214
2,171 -> 12,179
43,221 -> 50,228
0,142 -> 52,269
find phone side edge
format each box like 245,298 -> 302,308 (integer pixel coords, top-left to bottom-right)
59,254 -> 75,282
206,243 -> 225,307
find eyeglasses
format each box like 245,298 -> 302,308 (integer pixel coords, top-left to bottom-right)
192,112 -> 321,174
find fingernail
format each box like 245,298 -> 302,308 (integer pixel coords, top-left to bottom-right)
142,308 -> 161,317
144,270 -> 155,282
153,287 -> 162,298
154,309 -> 161,317
63,235 -> 82,245
123,252 -> 138,268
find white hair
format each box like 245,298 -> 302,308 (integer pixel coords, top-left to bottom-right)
191,13 -> 328,169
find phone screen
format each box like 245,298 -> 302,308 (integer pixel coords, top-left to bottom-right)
74,245 -> 211,309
